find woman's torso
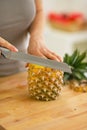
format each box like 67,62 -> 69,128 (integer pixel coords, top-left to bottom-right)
0,0 -> 36,76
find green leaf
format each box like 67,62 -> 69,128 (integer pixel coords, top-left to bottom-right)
74,51 -> 87,67
64,73 -> 70,81
76,63 -> 87,69
63,49 -> 87,81
74,68 -> 87,73
71,50 -> 80,66
72,71 -> 87,80
64,49 -> 80,66
63,54 -> 71,64
69,49 -> 79,65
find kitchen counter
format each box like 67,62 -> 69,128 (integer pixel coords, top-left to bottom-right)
0,72 -> 87,130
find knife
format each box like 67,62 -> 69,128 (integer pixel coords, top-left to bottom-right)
0,47 -> 72,73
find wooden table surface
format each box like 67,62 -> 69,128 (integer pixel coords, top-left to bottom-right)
0,72 -> 87,130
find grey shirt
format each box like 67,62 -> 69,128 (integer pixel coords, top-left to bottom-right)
0,0 -> 36,76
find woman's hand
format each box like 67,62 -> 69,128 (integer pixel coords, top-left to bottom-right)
27,1 -> 62,62
28,35 -> 62,62
0,37 -> 18,52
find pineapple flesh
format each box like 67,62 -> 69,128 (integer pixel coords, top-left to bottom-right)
27,64 -> 63,101
68,80 -> 87,92
64,49 -> 87,92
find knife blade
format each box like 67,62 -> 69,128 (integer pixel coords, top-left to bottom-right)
0,47 -> 72,73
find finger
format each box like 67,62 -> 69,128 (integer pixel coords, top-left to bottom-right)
45,52 -> 60,61
7,44 -> 18,52
48,50 -> 63,62
43,49 -> 62,62
0,37 -> 18,52
1,42 -> 18,52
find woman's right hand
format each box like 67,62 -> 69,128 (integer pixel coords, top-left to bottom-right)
0,37 -> 18,52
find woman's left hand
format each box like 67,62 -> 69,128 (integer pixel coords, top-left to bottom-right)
27,35 -> 62,62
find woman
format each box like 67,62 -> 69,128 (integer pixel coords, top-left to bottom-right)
0,0 -> 61,76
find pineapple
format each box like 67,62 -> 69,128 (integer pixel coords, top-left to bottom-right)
63,49 -> 87,92
27,64 -> 63,101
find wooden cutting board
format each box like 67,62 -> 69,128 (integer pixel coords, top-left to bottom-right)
0,72 -> 87,130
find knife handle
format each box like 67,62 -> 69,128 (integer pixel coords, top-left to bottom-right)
0,47 -> 5,57
0,47 -> 10,58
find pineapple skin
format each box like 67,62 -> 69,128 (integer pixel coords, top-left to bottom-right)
27,64 -> 64,101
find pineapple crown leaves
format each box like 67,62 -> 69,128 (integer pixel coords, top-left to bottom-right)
63,49 -> 87,81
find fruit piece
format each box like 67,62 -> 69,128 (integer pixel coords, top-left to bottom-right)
48,13 -> 57,22
69,12 -> 84,20
48,12 -> 86,32
27,64 -> 64,101
48,13 -> 70,23
64,49 -> 87,92
67,80 -> 87,92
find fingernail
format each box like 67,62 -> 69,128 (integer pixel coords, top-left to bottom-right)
12,47 -> 18,52
15,48 -> 18,52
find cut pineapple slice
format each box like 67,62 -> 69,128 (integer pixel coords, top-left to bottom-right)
67,80 -> 87,92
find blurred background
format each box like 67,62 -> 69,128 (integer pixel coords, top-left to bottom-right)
42,0 -> 87,59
